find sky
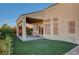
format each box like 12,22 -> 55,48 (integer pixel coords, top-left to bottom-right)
0,3 -> 53,27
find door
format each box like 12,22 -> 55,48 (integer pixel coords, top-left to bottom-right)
39,26 -> 43,35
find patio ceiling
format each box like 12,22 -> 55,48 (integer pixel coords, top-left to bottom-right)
26,17 -> 43,24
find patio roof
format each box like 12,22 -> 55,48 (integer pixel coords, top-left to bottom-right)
16,3 -> 58,22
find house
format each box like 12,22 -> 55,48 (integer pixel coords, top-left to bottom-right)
16,3 -> 79,44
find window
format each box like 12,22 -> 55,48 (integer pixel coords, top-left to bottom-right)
53,18 -> 58,35
69,21 -> 75,33
53,18 -> 58,21
45,24 -> 50,35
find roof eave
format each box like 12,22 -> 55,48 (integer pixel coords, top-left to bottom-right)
16,3 -> 59,22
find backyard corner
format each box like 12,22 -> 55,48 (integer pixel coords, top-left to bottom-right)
13,38 -> 78,55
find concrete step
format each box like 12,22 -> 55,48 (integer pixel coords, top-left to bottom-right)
26,36 -> 44,41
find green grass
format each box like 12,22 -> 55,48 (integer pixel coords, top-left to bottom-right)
13,38 -> 78,55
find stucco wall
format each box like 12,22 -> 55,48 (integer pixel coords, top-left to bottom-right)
43,4 -> 79,44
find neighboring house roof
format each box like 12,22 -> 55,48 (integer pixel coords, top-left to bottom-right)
16,3 -> 59,22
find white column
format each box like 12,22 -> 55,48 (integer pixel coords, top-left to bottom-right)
33,25 -> 36,36
22,16 -> 26,41
16,24 -> 19,37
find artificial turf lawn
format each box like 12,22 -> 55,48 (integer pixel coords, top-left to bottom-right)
13,38 -> 77,55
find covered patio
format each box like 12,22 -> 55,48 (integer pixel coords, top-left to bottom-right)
16,16 -> 44,41
26,17 -> 44,36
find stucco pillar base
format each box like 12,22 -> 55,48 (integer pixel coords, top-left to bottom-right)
22,36 -> 27,41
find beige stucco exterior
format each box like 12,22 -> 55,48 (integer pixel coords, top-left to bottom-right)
16,3 -> 79,44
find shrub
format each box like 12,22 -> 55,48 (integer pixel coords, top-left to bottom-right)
0,24 -> 14,54
0,24 -> 15,40
27,29 -> 33,35
0,46 -> 7,54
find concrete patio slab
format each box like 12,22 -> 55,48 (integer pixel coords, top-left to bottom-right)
26,36 -> 44,41
65,45 -> 79,55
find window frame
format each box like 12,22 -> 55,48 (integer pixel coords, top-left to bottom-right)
68,21 -> 75,34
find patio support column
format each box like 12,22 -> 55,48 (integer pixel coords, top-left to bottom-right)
33,25 -> 36,36
22,16 -> 26,41
16,24 -> 19,37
